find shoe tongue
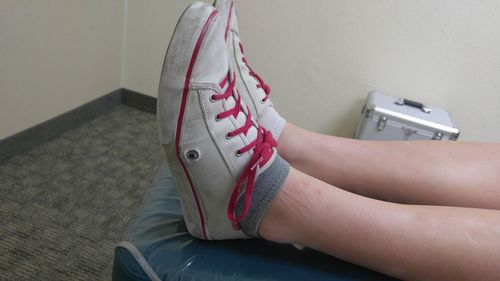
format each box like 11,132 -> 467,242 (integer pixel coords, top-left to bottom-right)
234,36 -> 267,98
229,3 -> 239,33
214,0 -> 239,33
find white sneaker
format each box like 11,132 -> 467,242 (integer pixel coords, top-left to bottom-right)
214,0 -> 286,138
157,2 -> 279,240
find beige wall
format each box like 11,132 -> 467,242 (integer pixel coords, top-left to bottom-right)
121,0 -> 195,96
2,1 -> 500,142
122,0 -> 500,142
0,0 -> 125,140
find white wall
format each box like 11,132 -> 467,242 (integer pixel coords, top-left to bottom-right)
0,0 -> 125,140
122,0 -> 500,142
121,0 -> 196,96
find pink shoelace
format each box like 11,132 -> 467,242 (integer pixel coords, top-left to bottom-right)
212,72 -> 277,229
239,42 -> 271,102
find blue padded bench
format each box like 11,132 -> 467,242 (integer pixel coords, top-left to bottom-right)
112,163 -> 397,281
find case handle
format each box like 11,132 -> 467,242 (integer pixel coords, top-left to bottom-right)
395,98 -> 431,114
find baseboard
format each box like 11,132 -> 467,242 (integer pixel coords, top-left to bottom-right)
0,88 -> 157,164
122,89 -> 157,114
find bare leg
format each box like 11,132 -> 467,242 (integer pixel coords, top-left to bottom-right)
278,123 -> 500,209
260,168 -> 500,281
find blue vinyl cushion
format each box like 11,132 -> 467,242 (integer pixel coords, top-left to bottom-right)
112,163 -> 398,281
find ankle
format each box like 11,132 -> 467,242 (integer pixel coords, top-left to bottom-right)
276,124 -> 301,165
258,200 -> 291,243
258,200 -> 294,243
257,168 -> 307,243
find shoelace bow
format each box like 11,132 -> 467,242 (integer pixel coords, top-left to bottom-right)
239,42 -> 271,102
212,72 -> 277,229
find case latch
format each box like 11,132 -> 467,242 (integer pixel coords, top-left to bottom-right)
377,116 -> 387,131
432,132 -> 443,140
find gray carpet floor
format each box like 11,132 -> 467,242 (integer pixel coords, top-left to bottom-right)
0,105 -> 164,280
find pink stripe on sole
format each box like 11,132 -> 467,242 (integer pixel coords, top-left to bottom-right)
174,9 -> 218,240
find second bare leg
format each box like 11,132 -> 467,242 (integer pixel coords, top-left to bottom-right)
259,167 -> 500,281
278,123 -> 500,209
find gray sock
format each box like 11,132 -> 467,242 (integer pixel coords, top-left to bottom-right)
237,154 -> 290,237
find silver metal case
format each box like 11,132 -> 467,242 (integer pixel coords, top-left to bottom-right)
354,92 -> 460,141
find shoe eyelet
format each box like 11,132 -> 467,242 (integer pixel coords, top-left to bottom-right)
260,98 -> 266,104
235,150 -> 242,157
185,149 -> 200,161
215,115 -> 221,122
209,95 -> 216,103
225,133 -> 233,140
